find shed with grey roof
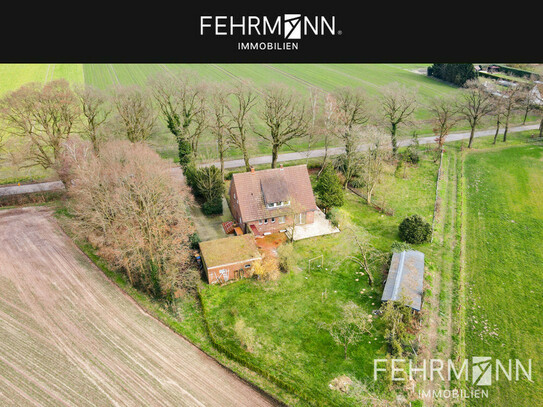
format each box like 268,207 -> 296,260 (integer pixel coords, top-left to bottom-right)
381,250 -> 425,311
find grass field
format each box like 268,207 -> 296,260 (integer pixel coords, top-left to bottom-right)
199,151 -> 439,405
463,144 -> 543,405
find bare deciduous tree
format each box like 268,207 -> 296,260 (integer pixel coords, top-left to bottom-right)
111,85 -> 157,143
500,83 -> 524,142
332,87 -> 371,187
320,301 -> 373,359
0,79 -> 80,170
208,84 -> 230,180
457,80 -> 494,148
74,84 -> 111,153
224,82 -> 258,172
65,140 -> 195,299
255,84 -> 309,168
379,83 -> 418,154
358,128 -> 390,204
428,95 -> 459,157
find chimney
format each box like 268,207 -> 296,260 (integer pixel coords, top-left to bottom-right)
280,164 -> 283,170
250,166 -> 255,174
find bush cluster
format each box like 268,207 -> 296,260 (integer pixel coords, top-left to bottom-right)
398,214 -> 432,244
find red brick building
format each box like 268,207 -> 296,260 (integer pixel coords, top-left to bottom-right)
199,234 -> 262,284
229,164 -> 318,236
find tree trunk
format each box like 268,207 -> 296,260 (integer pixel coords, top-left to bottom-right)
493,120 -> 500,145
467,126 -> 475,148
243,150 -> 251,172
390,123 -> 398,154
271,145 -> 279,169
539,118 -> 543,138
503,118 -> 509,143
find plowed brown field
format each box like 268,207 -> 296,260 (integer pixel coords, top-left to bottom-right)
0,207 -> 275,407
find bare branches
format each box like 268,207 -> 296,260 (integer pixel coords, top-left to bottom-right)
65,140 -> 195,298
456,80 -> 494,148
74,84 -> 111,153
379,83 -> 418,154
0,79 -> 80,170
255,84 -> 309,168
428,95 -> 459,153
111,85 -> 157,143
224,82 -> 258,172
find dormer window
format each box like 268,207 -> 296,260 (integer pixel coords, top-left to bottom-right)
266,200 -> 291,209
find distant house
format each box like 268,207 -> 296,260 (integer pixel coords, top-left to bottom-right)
229,164 -> 318,236
199,234 -> 262,284
381,250 -> 425,311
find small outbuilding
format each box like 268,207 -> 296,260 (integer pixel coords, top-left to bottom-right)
199,234 -> 262,284
381,250 -> 425,311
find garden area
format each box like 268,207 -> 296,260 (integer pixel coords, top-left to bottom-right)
198,146 -> 440,405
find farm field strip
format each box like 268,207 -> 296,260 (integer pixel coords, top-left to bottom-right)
463,145 -> 543,406
0,207 -> 275,407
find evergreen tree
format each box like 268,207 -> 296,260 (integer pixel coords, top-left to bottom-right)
315,165 -> 345,212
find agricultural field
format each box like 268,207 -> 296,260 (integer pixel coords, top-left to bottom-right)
463,144 -> 543,405
0,206 -> 274,407
199,152 -> 440,405
82,63 -> 464,161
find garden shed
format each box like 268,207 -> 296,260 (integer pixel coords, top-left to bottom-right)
381,250 -> 425,311
199,234 -> 262,284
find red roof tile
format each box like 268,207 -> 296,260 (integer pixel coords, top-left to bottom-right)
231,165 -> 317,223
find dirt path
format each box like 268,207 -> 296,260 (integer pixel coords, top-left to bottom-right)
420,150 -> 461,405
0,207 -> 275,407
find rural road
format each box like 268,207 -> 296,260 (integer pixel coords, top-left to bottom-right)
201,123 -> 540,169
0,124 -> 539,197
0,207 -> 276,407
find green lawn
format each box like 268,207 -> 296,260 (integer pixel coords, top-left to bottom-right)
199,151 -> 439,405
464,144 -> 543,406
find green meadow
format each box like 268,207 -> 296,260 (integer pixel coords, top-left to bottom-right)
463,144 -> 543,406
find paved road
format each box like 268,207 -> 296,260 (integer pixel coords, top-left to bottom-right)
1,124 -> 539,198
0,180 -> 64,197
200,124 -> 540,169
0,207 -> 276,407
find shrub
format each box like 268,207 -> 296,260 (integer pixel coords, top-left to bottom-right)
189,232 -> 201,249
325,207 -> 340,228
390,241 -> 412,253
403,146 -> 420,164
252,257 -> 280,281
277,243 -> 296,273
398,214 -> 432,244
201,196 -> 223,216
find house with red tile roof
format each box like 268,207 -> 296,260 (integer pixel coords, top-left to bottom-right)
229,164 -> 318,236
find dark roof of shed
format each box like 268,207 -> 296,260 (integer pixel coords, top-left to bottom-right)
381,250 -> 425,311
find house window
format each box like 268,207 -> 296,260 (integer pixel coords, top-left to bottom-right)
259,219 -> 263,225
271,217 -> 275,223
264,219 -> 268,224
279,216 -> 285,223
233,193 -> 236,199
244,264 -> 251,268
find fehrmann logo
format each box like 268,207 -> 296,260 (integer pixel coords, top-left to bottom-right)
199,14 -> 339,51
472,356 -> 493,386
283,14 -> 302,40
373,356 -> 534,400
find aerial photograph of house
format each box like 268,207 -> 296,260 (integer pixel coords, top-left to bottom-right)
0,25 -> 540,405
